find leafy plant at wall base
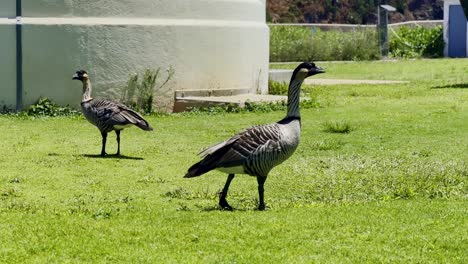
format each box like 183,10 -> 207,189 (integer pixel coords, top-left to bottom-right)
26,98 -> 81,117
121,67 -> 175,114
187,98 -> 319,114
269,80 -> 289,95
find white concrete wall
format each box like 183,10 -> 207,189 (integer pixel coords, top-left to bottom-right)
0,0 -> 15,18
0,18 -> 16,110
2,0 -> 269,111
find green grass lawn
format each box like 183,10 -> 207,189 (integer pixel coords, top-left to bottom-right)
1,59 -> 467,263
271,58 -> 468,83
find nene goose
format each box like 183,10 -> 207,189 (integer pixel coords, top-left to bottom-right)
184,62 -> 324,210
72,70 -> 153,156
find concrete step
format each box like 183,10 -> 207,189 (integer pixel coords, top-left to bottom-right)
173,70 -> 408,112
173,89 -> 287,112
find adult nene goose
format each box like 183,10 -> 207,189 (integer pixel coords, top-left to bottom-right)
184,62 -> 324,210
72,70 -> 153,156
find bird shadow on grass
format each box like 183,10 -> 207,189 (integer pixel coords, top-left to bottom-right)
431,83 -> 468,89
197,205 -> 256,212
81,154 -> 144,160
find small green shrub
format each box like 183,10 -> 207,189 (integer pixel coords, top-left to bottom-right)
188,101 -> 286,114
323,120 -> 353,133
187,98 -> 320,115
270,26 -> 380,62
26,98 -> 80,117
389,25 -> 444,58
268,80 -> 289,95
121,67 -> 175,114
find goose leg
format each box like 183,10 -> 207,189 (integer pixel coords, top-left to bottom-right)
100,132 -> 108,156
115,130 -> 121,155
219,174 -> 235,210
257,176 -> 266,211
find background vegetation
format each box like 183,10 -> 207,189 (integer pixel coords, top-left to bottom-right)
270,25 -> 444,62
1,59 -> 467,262
389,25 -> 444,58
267,0 -> 444,24
270,26 -> 380,62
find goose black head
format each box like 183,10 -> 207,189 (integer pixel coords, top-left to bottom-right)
290,62 -> 325,83
72,70 -> 89,81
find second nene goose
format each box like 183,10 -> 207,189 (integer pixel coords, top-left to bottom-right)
185,62 -> 325,210
72,70 -> 153,156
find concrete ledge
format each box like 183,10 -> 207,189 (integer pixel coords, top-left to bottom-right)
175,88 -> 251,98
173,89 -> 287,112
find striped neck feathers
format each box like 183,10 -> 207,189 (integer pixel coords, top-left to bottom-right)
82,79 -> 93,102
286,78 -> 304,118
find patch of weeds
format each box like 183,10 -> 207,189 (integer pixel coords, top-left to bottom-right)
323,120 -> 353,133
121,67 -> 175,114
6,200 -> 39,213
176,203 -> 191,211
137,175 -> 166,184
119,196 -> 131,203
164,187 -> 218,200
92,208 -> 112,219
311,139 -> 345,151
1,188 -> 21,198
164,187 -> 192,199
82,179 -> 101,187
268,80 -> 288,95
393,186 -> 417,200
412,149 -> 432,158
9,177 -> 21,184
237,197 -> 262,210
300,98 -> 321,109
25,97 -> 81,117
187,101 -> 286,114
244,101 -> 287,112
187,99 -> 319,115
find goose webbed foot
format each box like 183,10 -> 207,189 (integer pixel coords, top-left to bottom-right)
219,198 -> 233,211
219,174 -> 235,211
258,203 -> 265,211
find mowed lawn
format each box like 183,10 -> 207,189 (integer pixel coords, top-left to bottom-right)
1,59 -> 467,263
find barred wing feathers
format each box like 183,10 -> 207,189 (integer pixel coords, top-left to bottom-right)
91,99 -> 153,131
185,123 -> 282,178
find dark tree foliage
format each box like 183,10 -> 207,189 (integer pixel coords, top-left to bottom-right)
267,0 -> 444,24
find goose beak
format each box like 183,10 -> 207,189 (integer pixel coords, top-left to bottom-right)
312,66 -> 325,75
72,74 -> 79,80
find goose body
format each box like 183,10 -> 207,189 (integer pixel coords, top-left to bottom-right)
184,62 -> 324,210
73,70 -> 153,156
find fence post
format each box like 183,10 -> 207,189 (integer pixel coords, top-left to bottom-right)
15,0 -> 23,112
377,4 -> 395,57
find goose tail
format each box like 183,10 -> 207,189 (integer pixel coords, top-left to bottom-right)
184,161 -> 207,178
184,157 -> 219,178
121,109 -> 154,131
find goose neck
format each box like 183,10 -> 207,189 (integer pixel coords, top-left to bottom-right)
286,78 -> 304,118
82,79 -> 93,102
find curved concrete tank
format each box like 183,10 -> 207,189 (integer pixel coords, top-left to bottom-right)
0,0 -> 269,111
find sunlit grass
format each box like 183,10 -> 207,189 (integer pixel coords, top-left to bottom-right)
0,59 -> 467,262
